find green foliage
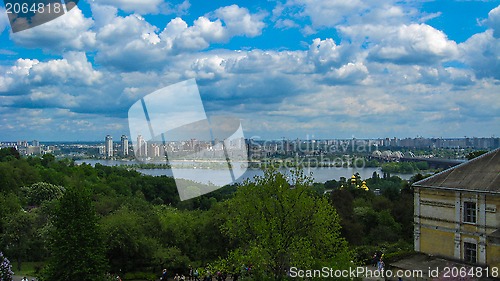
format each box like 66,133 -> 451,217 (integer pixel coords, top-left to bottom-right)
368,210 -> 402,244
0,159 -> 41,194
123,271 -> 157,281
0,147 -> 20,162
364,159 -> 381,167
22,182 -> 65,206
353,240 -> 413,265
415,161 -> 429,170
0,154 -> 417,280
0,193 -> 21,235
323,179 -> 338,190
220,169 -> 353,280
101,205 -> 161,274
381,161 -> 429,174
330,174 -> 413,246
40,186 -> 108,281
0,155 -> 237,278
40,154 -> 56,167
466,150 -> 488,160
1,210 -> 36,271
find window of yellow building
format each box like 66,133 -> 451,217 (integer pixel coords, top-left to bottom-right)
464,242 -> 477,263
463,201 -> 477,223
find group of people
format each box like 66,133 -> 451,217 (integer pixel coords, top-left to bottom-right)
190,266 -> 227,281
161,266 -> 202,281
161,265 -> 247,281
371,252 -> 385,271
173,273 -> 187,280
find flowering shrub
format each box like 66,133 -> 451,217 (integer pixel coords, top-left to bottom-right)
0,252 -> 14,281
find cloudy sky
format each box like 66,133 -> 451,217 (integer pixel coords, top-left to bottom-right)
0,0 -> 499,141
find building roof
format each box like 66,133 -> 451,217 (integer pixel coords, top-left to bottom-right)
413,148 -> 500,193
489,229 -> 500,239
487,229 -> 500,245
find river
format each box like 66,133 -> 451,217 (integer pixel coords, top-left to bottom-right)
75,159 -> 416,186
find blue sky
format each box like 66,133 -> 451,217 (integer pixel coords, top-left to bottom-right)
0,0 -> 499,141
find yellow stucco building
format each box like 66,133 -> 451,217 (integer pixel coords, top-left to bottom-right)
413,148 -> 500,269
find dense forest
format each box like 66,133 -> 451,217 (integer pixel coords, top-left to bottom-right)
0,147 -> 420,280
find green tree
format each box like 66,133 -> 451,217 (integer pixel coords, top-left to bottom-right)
0,147 -> 20,161
466,150 -> 488,160
0,193 -> 21,235
41,186 -> 107,281
368,210 -> 402,244
330,189 -> 365,245
220,169 -> 353,280
2,211 -> 35,272
22,182 -> 65,207
40,154 -> 56,168
101,206 -> 159,274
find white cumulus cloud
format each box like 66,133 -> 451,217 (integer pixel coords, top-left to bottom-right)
322,62 -> 369,84
160,5 -> 265,53
0,52 -> 101,94
355,23 -> 459,65
94,14 -> 166,70
30,52 -> 102,85
307,38 -> 352,71
10,7 -> 95,52
91,0 -> 165,14
484,5 -> 500,38
90,5 -> 266,71
460,30 -> 500,80
213,5 -> 266,37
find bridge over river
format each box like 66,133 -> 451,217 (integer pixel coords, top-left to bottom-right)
398,157 -> 465,169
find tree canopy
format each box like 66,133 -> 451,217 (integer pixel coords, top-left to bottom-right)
0,151 -> 420,280
40,186 -> 107,281
220,169 -> 353,280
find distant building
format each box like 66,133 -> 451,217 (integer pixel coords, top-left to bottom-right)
149,143 -> 161,158
98,145 -> 105,155
120,135 -> 129,156
136,135 -> 147,157
413,148 -> 500,269
27,146 -> 42,155
17,140 -> 28,148
105,135 -> 113,158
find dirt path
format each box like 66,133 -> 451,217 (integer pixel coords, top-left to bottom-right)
12,276 -> 38,281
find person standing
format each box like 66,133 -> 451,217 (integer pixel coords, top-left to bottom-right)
161,268 -> 168,280
372,252 -> 378,267
377,257 -> 385,272
193,268 -> 200,281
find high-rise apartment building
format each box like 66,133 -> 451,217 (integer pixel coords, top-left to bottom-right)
121,135 -> 129,156
105,135 -> 113,158
136,135 -> 147,157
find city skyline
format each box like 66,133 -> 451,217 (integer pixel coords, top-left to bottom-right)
1,134 -> 500,143
2,133 -> 498,164
1,1 -> 500,140
3,134 -> 499,147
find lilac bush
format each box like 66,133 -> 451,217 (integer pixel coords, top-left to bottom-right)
0,252 -> 14,281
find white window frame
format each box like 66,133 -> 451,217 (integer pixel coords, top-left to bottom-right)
463,241 -> 477,263
463,201 -> 477,224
